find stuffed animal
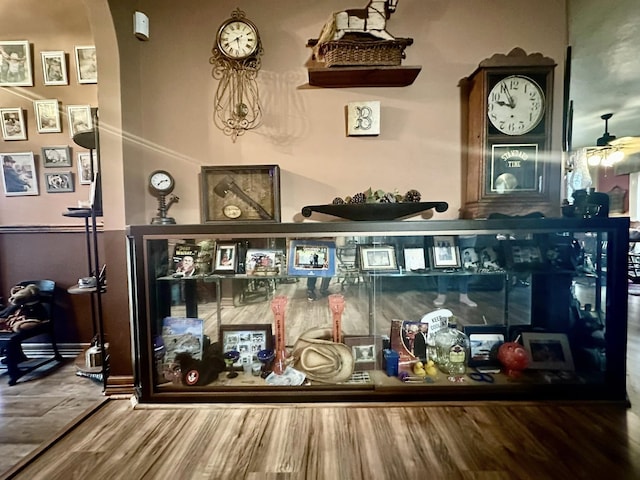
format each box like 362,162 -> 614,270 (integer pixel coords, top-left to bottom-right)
0,284 -> 47,332
174,347 -> 226,386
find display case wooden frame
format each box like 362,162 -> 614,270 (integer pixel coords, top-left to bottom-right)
200,165 -> 281,223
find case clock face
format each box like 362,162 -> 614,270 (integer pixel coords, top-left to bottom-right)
217,19 -> 259,59
487,75 -> 545,135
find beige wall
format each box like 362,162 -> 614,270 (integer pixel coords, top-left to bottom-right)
114,0 -> 568,225
0,0 -> 98,226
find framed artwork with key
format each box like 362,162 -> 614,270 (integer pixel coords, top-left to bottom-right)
200,165 -> 281,223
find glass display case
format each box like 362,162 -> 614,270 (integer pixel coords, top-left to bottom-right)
127,217 -> 629,404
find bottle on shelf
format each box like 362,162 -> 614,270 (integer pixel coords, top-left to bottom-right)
434,316 -> 470,375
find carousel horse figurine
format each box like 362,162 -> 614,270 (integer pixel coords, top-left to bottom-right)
317,0 -> 399,44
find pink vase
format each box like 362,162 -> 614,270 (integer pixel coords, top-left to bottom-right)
270,295 -> 288,375
328,294 -> 345,343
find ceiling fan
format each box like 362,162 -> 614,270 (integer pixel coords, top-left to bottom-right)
586,113 -> 640,166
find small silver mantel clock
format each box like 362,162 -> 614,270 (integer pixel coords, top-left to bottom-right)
149,170 -> 179,225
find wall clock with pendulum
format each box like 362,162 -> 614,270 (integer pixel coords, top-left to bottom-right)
460,48 -> 559,219
210,9 -> 263,142
149,170 -> 179,224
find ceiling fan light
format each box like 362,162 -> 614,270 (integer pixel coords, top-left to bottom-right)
587,152 -> 602,166
609,149 -> 625,163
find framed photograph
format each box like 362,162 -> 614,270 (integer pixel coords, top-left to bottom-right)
463,325 -> 507,368
245,248 -> 283,276
77,152 -> 96,184
403,246 -> 427,271
42,146 -> 71,167
478,246 -> 502,271
287,240 -> 336,277
41,51 -> 68,85
162,317 -> 204,362
75,45 -> 97,84
0,40 -> 32,86
214,243 -> 238,273
358,244 -> 398,273
522,332 -> 575,371
430,235 -> 461,269
45,171 -> 74,193
34,99 -> 62,133
503,239 -> 546,270
1,152 -> 38,196
200,165 -> 281,223
1,108 -> 26,140
67,105 -> 93,138
461,247 -> 479,270
344,335 -> 384,370
220,324 -> 273,369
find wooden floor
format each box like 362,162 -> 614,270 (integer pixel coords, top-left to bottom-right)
1,290 -> 639,479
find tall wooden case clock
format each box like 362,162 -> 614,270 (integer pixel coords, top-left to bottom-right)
460,48 -> 559,219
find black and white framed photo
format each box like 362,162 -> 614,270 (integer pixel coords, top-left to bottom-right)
463,325 -> 507,368
430,235 -> 461,269
42,146 -> 71,167
45,171 -> 74,193
344,335 -> 384,371
67,105 -> 93,138
287,240 -> 336,277
41,51 -> 68,85
220,324 -> 273,369
77,151 -> 96,185
503,239 -> 546,271
403,246 -> 427,271
75,45 -> 97,84
214,243 -> 238,273
34,99 -> 61,133
0,40 -> 32,86
522,332 -> 575,371
1,108 -> 26,140
358,244 -> 398,273
1,152 -> 38,196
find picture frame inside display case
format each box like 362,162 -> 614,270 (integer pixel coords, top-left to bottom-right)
200,165 -> 281,223
503,239 -> 546,271
358,244 -> 398,273
344,335 -> 384,371
214,243 -> 238,273
287,239 -> 336,277
522,332 -> 575,371
463,325 -> 507,369
429,235 -> 461,269
220,324 -> 274,369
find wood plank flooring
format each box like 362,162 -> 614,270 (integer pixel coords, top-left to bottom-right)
0,289 -> 639,479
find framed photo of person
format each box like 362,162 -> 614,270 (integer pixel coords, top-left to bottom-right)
0,108 -> 26,140
44,172 -> 74,193
0,40 -> 32,87
1,152 -> 38,196
358,244 -> 398,273
245,248 -> 282,276
41,51 -> 68,85
287,240 -> 336,277
429,235 -> 461,269
34,99 -> 62,133
75,45 -> 97,84
77,152 -> 96,184
42,146 -> 71,167
67,105 -> 93,138
214,243 -> 238,273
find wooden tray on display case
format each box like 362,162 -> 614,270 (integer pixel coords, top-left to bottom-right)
301,201 -> 448,221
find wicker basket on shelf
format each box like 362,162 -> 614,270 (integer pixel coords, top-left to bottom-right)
313,37 -> 414,67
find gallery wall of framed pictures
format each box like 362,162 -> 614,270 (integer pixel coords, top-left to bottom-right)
0,39 -> 98,197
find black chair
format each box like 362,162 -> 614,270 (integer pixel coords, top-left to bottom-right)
0,280 -> 63,385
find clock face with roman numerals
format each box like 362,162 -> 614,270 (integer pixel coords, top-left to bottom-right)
487,75 -> 545,135
217,19 -> 259,60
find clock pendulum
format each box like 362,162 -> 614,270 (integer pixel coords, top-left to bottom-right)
148,170 -> 179,225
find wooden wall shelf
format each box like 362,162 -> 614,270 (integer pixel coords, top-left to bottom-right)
307,65 -> 421,88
